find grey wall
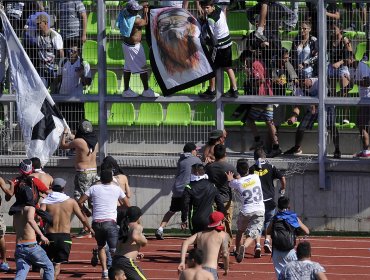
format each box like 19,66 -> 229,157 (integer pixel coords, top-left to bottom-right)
1,160 -> 370,232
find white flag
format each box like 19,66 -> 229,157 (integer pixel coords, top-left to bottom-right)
0,10 -> 67,165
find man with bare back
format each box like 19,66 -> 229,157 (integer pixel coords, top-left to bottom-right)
178,211 -> 229,280
112,206 -> 148,280
60,119 -> 98,238
179,248 -> 213,280
30,157 -> 53,188
11,191 -> 54,279
40,178 -> 94,279
115,0 -> 158,98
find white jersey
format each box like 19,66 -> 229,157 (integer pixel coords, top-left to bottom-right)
229,174 -> 265,214
85,183 -> 126,221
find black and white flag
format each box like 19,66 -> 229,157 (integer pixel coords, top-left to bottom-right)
0,10 -> 67,165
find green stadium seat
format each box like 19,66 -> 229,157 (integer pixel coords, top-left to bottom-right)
106,1 -> 120,6
134,103 -> 163,126
231,41 -> 240,61
84,102 -> 99,125
281,40 -> 293,51
83,0 -> 92,7
227,11 -> 250,36
224,104 -> 243,126
108,103 -> 135,126
118,73 -> 145,95
191,103 -> 216,126
343,31 -> 357,39
205,72 -> 231,93
163,103 -> 191,126
106,41 -> 124,66
355,42 -> 367,61
82,40 -> 98,66
148,74 -> 162,95
86,12 -> 98,35
286,30 -> 298,39
176,83 -> 204,95
88,70 -> 119,95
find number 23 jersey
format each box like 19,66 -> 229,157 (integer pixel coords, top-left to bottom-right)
229,174 -> 265,214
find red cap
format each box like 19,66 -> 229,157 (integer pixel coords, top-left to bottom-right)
208,211 -> 224,228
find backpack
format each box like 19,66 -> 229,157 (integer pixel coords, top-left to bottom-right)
271,217 -> 296,251
15,175 -> 39,207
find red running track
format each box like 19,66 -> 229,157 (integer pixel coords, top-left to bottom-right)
1,234 -> 370,279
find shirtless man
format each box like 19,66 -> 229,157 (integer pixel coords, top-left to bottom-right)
116,0 -> 158,97
60,119 -> 98,237
178,211 -> 229,279
112,206 -> 148,280
203,129 -> 227,164
179,248 -> 213,280
11,191 -> 54,279
40,178 -> 94,279
30,157 -> 53,188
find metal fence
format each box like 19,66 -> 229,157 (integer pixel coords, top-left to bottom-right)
1,1 -> 370,188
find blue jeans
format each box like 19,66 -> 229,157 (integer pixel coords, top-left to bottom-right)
15,243 -> 54,280
264,207 -> 276,234
92,221 -> 119,249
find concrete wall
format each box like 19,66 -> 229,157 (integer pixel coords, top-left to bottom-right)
1,160 -> 370,232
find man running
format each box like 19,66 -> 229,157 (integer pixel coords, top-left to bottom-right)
40,178 -> 94,279
179,248 -> 214,280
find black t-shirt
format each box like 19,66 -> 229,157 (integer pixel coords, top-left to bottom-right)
205,161 -> 238,203
249,162 -> 284,208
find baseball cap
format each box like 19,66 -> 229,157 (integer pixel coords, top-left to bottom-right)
19,159 -> 33,175
36,14 -> 48,24
126,1 -> 143,11
209,129 -> 223,140
183,142 -> 197,153
52,178 -> 67,192
208,211 -> 224,228
79,119 -> 93,133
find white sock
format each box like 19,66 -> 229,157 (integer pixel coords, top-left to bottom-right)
158,227 -> 163,232
257,27 -> 264,34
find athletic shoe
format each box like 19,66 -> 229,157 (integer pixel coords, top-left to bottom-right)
236,245 -> 245,263
102,270 -> 109,279
266,148 -> 282,158
254,244 -> 261,258
142,88 -> 159,98
224,88 -> 239,98
354,150 -> 370,158
0,262 -> 9,271
249,140 -> 263,151
155,229 -> 164,240
75,229 -> 92,239
264,240 -> 272,254
333,150 -> 341,159
91,248 -> 99,267
284,146 -> 303,155
122,88 -> 139,98
199,88 -> 216,98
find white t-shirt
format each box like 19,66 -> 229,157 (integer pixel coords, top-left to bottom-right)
229,174 -> 265,214
355,61 -> 370,98
85,183 -> 126,221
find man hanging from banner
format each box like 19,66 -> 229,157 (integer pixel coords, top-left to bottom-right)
0,8 -> 67,166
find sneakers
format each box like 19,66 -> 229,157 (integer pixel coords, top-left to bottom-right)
122,88 -> 139,98
91,248 -> 99,267
264,240 -> 272,254
75,229 -> 92,239
199,88 -> 216,98
249,140 -> 263,151
0,262 -> 9,271
142,88 -> 159,98
284,146 -> 302,155
155,229 -> 164,240
266,148 -> 282,158
102,270 -> 108,279
236,245 -> 245,263
254,244 -> 261,258
354,150 -> 370,158
333,150 -> 341,159
224,88 -> 239,98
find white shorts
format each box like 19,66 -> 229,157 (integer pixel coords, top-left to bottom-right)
122,42 -> 148,74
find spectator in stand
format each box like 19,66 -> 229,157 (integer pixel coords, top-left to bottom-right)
343,3 -> 366,32
279,241 -> 327,280
291,21 -> 318,80
353,59 -> 370,158
178,248 -> 214,280
198,0 -> 239,98
266,196 -> 310,277
181,163 -> 225,234
203,129 -> 227,164
35,14 -> 64,89
57,0 -> 87,52
116,1 -> 159,98
225,159 -> 265,262
205,144 -> 239,247
0,179 -> 9,272
155,142 -> 202,240
249,148 -> 286,255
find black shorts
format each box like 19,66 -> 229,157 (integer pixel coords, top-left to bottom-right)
44,233 -> 72,264
214,46 -> 232,68
112,255 -> 147,280
169,197 -> 184,213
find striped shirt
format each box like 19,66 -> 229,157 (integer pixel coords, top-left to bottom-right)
58,0 -> 86,39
